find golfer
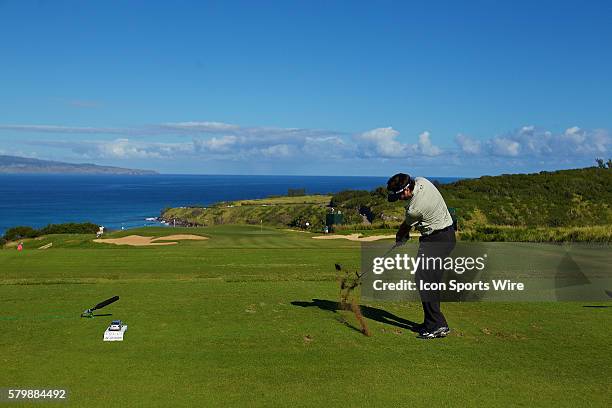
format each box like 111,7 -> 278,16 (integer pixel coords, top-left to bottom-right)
387,173 -> 456,339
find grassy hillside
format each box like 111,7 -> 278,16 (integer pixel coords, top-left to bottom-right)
330,167 -> 612,228
161,167 -> 612,242
162,195 -> 332,228
1,225 -> 610,407
443,167 -> 612,227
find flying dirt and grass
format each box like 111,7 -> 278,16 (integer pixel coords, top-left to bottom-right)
1,225 -> 610,407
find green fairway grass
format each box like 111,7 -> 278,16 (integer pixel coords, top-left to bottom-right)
1,225 -> 610,407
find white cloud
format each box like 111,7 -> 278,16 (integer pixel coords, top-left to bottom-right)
27,139 -> 194,160
453,125 -> 610,161
353,127 -> 411,158
524,126 -> 607,156
6,121 -> 610,170
352,128 -> 444,158
415,131 -> 442,156
0,149 -> 38,158
591,129 -> 610,153
490,137 -> 520,156
563,126 -> 585,143
302,136 -> 352,158
258,144 -> 294,158
194,136 -> 238,153
97,139 -> 164,159
161,121 -> 241,132
455,133 -> 481,154
0,124 -> 128,134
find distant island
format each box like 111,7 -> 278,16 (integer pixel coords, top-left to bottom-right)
0,155 -> 157,175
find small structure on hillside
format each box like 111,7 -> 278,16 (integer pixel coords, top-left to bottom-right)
325,211 -> 344,232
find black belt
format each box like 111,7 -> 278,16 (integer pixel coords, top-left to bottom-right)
428,225 -> 454,236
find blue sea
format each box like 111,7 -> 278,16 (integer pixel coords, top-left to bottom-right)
0,174 -> 459,235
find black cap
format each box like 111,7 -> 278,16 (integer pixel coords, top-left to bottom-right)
387,173 -> 411,202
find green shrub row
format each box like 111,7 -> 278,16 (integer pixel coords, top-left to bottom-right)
2,222 -> 100,242
459,225 -> 612,243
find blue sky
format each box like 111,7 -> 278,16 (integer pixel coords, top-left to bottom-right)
0,0 -> 610,176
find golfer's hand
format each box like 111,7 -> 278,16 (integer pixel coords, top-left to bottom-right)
395,234 -> 408,246
396,223 -> 409,244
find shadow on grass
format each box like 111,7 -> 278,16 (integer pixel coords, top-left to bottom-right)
291,299 -> 421,332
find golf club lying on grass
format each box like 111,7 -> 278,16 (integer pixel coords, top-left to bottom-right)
81,296 -> 119,318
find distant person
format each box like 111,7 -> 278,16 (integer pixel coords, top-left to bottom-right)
387,173 -> 456,339
17,242 -> 23,252
96,226 -> 105,238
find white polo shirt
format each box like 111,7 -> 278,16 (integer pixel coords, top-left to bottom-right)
404,177 -> 453,235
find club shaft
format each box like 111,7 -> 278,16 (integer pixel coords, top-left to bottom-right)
357,243 -> 401,280
93,296 -> 119,310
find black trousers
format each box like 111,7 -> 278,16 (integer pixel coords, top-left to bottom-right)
415,227 -> 456,331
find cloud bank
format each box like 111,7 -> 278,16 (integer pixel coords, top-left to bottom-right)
455,126 -> 609,159
1,121 -> 610,172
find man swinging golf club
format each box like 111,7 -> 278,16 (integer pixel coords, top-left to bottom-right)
387,173 -> 456,339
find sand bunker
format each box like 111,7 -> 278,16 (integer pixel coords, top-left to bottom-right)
152,234 -> 208,241
94,234 -> 208,246
313,233 -> 395,242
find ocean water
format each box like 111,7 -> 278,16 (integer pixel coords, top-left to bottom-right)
0,174 -> 459,234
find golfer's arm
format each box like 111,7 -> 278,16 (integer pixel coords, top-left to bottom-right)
396,220 -> 411,241
397,211 -> 421,241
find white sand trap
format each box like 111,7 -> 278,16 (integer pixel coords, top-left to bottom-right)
152,234 -> 208,241
313,233 -> 396,242
94,234 -> 208,247
94,235 -> 174,246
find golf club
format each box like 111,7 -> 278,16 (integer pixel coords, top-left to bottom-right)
355,240 -> 406,280
335,240 -> 405,282
81,295 -> 120,318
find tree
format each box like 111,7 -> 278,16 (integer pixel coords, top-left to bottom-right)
596,158 -> 605,168
3,226 -> 38,241
607,159 -> 612,169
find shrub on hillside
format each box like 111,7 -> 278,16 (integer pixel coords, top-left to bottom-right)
3,226 -> 39,241
39,222 -> 99,235
330,190 -> 372,207
459,224 -> 612,242
3,223 -> 100,241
